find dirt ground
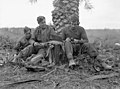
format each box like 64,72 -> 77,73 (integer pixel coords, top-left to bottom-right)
0,64 -> 120,89
0,29 -> 120,89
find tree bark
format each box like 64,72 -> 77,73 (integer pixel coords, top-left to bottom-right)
52,0 -> 80,33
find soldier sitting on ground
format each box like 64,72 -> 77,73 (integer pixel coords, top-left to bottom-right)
14,16 -> 62,66
14,26 -> 32,55
61,15 -> 90,68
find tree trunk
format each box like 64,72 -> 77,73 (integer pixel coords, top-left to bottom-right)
52,0 -> 80,34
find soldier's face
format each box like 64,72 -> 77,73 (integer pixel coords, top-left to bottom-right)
71,21 -> 79,27
39,19 -> 46,26
25,30 -> 31,39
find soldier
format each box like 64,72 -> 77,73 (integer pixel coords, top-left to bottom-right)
14,26 -> 32,54
14,16 -> 62,65
61,15 -> 89,67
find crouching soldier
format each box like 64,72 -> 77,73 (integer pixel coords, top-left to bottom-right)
14,26 -> 32,54
13,26 -> 33,62
14,16 -> 62,66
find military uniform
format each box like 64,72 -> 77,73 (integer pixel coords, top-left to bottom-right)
15,16 -> 62,64
14,27 -> 32,54
61,15 -> 89,66
14,36 -> 32,54
62,25 -> 88,57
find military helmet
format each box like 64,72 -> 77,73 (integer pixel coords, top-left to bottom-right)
37,16 -> 45,24
24,26 -> 31,33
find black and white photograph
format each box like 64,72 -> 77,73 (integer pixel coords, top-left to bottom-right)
0,0 -> 120,89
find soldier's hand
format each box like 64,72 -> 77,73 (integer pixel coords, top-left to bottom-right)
65,38 -> 71,42
74,39 -> 79,43
41,43 -> 48,47
33,42 -> 40,46
49,44 -> 54,48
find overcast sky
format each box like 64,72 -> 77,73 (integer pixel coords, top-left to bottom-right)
0,0 -> 120,29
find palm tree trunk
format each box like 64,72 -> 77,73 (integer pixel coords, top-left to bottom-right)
52,0 -> 80,33
29,0 -> 92,33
